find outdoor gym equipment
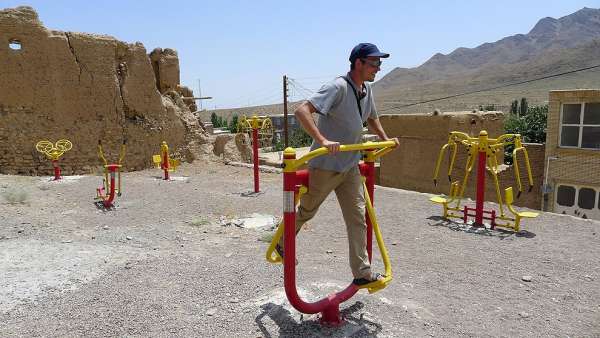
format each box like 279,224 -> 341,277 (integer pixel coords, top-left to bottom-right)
431,130 -> 538,231
152,141 -> 180,180
96,140 -> 126,209
265,140 -> 396,326
35,139 -> 72,180
237,115 -> 273,193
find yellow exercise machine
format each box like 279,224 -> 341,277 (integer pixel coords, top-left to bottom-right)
236,114 -> 273,148
35,139 -> 72,180
96,140 -> 126,209
152,141 -> 180,180
265,141 -> 396,325
431,130 -> 538,231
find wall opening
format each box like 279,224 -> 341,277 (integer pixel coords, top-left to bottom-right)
9,39 -> 22,50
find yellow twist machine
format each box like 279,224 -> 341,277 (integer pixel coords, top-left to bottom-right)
152,141 -> 180,180
431,130 -> 538,231
35,139 -> 72,180
236,114 -> 273,148
265,141 -> 396,326
237,115 -> 273,193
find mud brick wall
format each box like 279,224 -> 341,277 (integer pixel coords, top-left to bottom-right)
379,112 -> 544,209
0,6 -> 208,176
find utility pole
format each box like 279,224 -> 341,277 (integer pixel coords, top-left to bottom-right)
197,79 -> 203,111
283,75 -> 289,148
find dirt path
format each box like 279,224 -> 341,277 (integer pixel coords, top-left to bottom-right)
0,161 -> 598,337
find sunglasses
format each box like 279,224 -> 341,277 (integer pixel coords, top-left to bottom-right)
360,58 -> 382,67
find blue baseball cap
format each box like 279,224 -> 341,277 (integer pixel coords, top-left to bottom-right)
349,43 -> 390,63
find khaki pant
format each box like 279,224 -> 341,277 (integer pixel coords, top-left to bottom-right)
279,166 -> 371,279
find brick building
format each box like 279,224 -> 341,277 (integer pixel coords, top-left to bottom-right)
543,90 -> 600,220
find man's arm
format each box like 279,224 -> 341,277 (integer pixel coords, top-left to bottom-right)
295,101 -> 340,153
367,117 -> 399,147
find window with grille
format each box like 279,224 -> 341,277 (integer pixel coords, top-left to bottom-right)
578,187 -> 596,210
560,102 -> 600,149
556,185 -> 576,207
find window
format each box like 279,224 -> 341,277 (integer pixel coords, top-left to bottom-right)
578,187 -> 596,210
560,102 -> 600,149
556,185 -> 576,206
9,39 -> 21,50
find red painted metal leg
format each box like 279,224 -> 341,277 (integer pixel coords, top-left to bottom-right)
475,151 -> 487,226
253,127 -> 259,193
52,160 -> 61,180
320,302 -> 342,326
162,149 -> 170,180
103,165 -> 118,208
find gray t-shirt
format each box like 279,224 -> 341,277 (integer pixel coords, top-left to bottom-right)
307,74 -> 379,172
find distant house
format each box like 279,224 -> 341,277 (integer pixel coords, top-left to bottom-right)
270,113 -> 301,143
543,90 -> 600,220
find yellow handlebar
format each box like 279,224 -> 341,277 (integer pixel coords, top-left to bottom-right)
284,140 -> 397,172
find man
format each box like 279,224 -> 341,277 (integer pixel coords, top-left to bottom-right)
277,43 -> 399,287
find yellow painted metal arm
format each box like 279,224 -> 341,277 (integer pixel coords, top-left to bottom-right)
118,140 -> 127,165
97,141 -> 108,166
285,141 -> 397,172
362,178 -> 392,292
433,143 -> 449,186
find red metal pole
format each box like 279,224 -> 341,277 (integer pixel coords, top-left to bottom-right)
282,150 -> 358,326
253,127 -> 259,193
103,165 -> 118,208
52,160 -> 61,180
162,147 -> 169,180
474,151 -> 487,226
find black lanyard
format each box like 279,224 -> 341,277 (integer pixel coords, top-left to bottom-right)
342,76 -> 364,119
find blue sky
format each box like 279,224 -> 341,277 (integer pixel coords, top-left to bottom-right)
3,1 -> 599,109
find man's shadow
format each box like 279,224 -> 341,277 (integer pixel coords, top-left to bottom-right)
255,301 -> 382,337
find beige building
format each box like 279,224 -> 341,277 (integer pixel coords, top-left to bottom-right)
543,90 -> 600,220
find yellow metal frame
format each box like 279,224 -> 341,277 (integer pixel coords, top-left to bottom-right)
152,141 -> 180,171
237,115 -> 274,148
266,141 -> 396,293
431,131 -> 537,231
96,140 -> 126,198
35,139 -> 72,160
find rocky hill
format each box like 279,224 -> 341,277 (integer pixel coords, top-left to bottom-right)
205,7 -> 600,120
375,7 -> 600,113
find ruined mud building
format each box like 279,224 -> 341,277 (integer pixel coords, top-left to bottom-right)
0,6 -> 209,176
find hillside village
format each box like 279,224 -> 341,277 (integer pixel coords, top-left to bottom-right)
0,5 -> 599,337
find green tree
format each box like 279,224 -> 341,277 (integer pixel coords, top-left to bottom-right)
510,100 -> 519,114
228,115 -> 239,133
503,104 -> 548,163
272,128 -> 313,151
519,97 -> 528,116
210,112 -> 218,126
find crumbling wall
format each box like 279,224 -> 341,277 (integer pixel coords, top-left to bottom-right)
379,112 -> 544,209
0,6 -> 209,175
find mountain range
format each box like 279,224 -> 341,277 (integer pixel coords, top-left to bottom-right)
375,7 -> 600,113
203,7 -> 600,120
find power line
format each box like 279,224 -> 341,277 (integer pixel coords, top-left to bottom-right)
379,63 -> 600,113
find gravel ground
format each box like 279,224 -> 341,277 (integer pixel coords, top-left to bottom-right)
0,160 -> 599,337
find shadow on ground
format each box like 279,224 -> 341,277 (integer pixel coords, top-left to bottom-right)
426,215 -> 536,239
256,301 -> 382,337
